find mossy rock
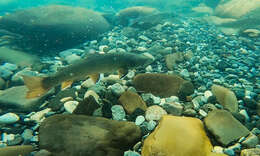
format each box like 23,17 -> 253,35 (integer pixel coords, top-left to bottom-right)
133,73 -> 194,98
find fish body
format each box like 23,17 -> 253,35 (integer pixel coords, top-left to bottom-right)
22,52 -> 154,98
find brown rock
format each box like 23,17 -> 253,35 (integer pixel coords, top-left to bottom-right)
0,145 -> 33,156
73,95 -> 100,115
133,73 -> 194,98
142,115 -> 227,156
118,91 -> 147,114
39,114 -> 141,156
240,148 -> 260,156
0,77 -> 5,90
211,85 -> 238,112
204,110 -> 250,146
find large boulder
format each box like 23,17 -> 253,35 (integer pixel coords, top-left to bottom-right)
0,5 -> 110,53
39,114 -> 141,156
214,0 -> 260,19
142,115 -> 227,156
133,73 -> 194,98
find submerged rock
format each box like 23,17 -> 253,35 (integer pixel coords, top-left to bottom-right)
204,110 -> 250,146
0,145 -> 33,156
0,86 -> 47,112
39,114 -> 141,156
142,115 -> 227,156
118,91 -> 147,114
133,73 -> 194,98
0,5 -> 110,53
240,148 -> 260,156
211,85 -> 238,112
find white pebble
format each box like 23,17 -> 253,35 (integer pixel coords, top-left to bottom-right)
199,109 -> 207,117
0,113 -> 19,124
64,101 -> 79,113
135,115 -> 145,126
204,90 -> 213,99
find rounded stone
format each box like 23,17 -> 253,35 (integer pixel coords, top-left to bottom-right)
64,101 -> 79,113
111,105 -> 126,121
145,105 -> 167,121
0,113 -> 20,124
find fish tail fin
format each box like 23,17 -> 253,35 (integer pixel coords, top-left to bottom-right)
22,75 -> 51,98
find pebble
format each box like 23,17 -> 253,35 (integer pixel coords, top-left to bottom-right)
213,146 -> 224,154
147,120 -> 157,131
145,105 -> 167,121
0,66 -> 13,79
135,115 -> 145,126
198,109 -> 207,117
162,102 -> 183,116
109,83 -> 125,96
204,90 -> 213,100
124,150 -> 141,156
30,108 -> 51,122
21,129 -> 33,142
165,96 -> 179,103
2,63 -> 17,71
180,69 -> 190,78
242,133 -> 259,148
239,109 -> 250,122
145,65 -> 153,72
0,113 -> 19,124
64,101 -> 79,113
111,105 -> 126,121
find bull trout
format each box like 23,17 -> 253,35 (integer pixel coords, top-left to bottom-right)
22,52 -> 154,98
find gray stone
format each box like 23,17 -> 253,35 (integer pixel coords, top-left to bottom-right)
0,86 -> 48,112
183,109 -> 197,117
124,150 -> 141,156
111,105 -> 126,121
204,110 -> 250,146
162,102 -> 183,116
22,129 -> 33,142
135,115 -> 145,126
110,83 -> 125,96
147,120 -> 157,131
242,133 -> 259,148
0,66 -> 13,79
0,113 -> 19,124
2,63 -> 17,71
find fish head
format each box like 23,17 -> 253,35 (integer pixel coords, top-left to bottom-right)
126,52 -> 155,68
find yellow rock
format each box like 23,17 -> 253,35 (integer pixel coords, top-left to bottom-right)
211,85 -> 238,112
141,115 -> 227,156
214,0 -> 260,19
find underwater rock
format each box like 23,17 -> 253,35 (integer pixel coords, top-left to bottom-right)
0,86 -> 47,112
63,101 -> 79,114
0,5 -> 110,53
111,105 -> 126,121
242,29 -> 260,37
204,110 -> 250,146
161,102 -> 183,116
133,73 -> 194,98
39,114 -> 141,156
0,145 -> 33,156
73,95 -> 100,115
118,91 -> 147,114
0,77 -> 5,89
116,6 -> 159,26
165,52 -> 184,70
0,112 -> 19,124
214,0 -> 260,19
145,105 -> 167,121
142,115 -> 227,156
240,148 -> 260,156
211,85 -> 238,113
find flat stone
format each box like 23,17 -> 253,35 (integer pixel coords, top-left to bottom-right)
0,86 -> 47,112
204,110 -> 250,146
0,145 -> 33,156
118,91 -> 147,114
39,114 -> 141,156
211,85 -> 238,112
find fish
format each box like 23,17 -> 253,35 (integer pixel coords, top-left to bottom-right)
22,52 -> 154,98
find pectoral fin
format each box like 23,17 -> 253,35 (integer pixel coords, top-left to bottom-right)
118,68 -> 128,78
89,74 -> 100,83
61,80 -> 73,90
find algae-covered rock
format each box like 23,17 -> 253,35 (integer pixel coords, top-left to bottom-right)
214,0 -> 260,19
211,84 -> 238,112
116,6 -> 159,26
39,114 -> 141,156
0,5 -> 110,53
118,91 -> 147,114
204,110 -> 250,146
0,145 -> 33,156
133,73 -> 194,98
142,115 -> 227,156
165,52 -> 184,70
